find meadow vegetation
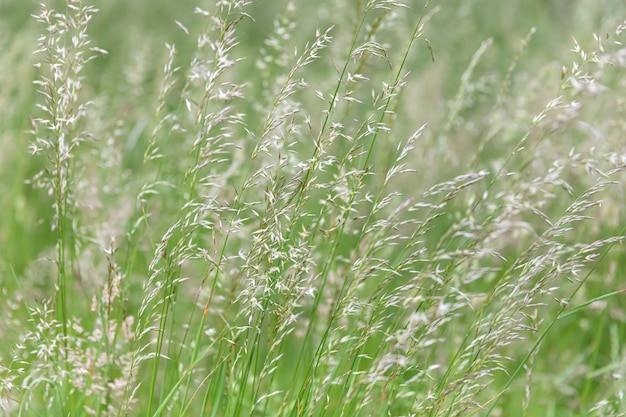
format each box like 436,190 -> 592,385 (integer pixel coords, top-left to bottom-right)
0,0 -> 625,416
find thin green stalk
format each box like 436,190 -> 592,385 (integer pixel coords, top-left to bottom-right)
482,225 -> 626,416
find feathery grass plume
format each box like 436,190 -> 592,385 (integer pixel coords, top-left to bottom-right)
2,1 -> 626,416
30,0 -> 102,337
11,1 -> 143,415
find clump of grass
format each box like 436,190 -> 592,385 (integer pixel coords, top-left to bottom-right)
1,0 -> 625,416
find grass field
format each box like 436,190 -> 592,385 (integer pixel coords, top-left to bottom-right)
1,0 -> 625,416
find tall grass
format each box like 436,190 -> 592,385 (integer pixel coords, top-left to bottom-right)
1,0 -> 625,416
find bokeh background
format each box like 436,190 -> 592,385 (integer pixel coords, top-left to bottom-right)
1,1 -> 625,415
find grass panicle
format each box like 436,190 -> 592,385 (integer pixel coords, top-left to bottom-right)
0,1 -> 625,416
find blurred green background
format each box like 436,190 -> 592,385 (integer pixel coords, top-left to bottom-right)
1,0 -> 622,269
1,1 -> 625,415
4,0 -> 624,275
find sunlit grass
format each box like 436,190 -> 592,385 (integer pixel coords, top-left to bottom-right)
0,1 -> 625,416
